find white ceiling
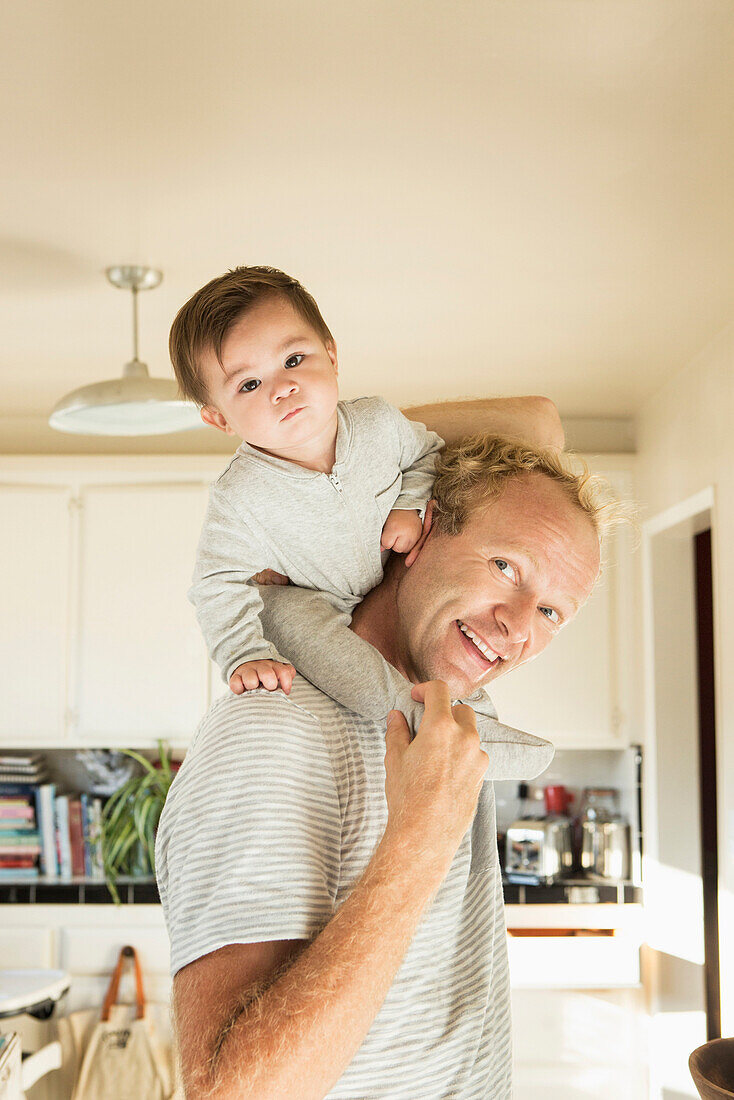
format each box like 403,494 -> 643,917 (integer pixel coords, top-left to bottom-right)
3,0 -> 734,450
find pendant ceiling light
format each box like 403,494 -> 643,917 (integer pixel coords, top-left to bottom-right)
49,265 -> 203,436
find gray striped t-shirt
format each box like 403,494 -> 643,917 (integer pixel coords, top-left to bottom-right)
155,679 -> 512,1099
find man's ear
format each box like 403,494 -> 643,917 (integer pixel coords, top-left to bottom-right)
200,405 -> 235,435
325,339 -> 338,376
404,500 -> 435,568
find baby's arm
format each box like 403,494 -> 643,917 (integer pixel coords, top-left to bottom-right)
382,401 -> 445,513
189,488 -> 295,693
373,401 -> 444,556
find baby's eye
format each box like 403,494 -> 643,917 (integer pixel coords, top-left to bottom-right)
285,354 -> 304,369
495,559 -> 517,581
539,606 -> 561,624
239,378 -> 261,393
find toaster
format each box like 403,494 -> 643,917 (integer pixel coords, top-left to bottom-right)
504,816 -> 574,884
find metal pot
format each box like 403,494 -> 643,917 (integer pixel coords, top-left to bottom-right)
580,819 -> 631,881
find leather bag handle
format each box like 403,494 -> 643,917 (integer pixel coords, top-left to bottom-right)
100,945 -> 146,1021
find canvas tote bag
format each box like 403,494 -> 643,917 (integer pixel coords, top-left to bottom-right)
70,945 -> 174,1100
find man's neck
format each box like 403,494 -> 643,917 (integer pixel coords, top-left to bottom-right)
350,556 -> 414,682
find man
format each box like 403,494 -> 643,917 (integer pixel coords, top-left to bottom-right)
156,432 -> 615,1099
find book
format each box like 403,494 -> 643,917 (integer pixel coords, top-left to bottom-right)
0,783 -> 38,798
54,795 -> 72,878
89,797 -> 104,880
34,784 -> 58,878
68,800 -> 86,877
0,753 -> 45,767
0,805 -> 34,820
0,829 -> 39,843
0,819 -> 35,831
0,867 -> 39,881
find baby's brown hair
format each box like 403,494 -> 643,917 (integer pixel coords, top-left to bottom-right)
169,266 -> 334,406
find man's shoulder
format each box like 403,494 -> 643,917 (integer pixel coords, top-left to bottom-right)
193,678 -> 340,753
160,680 -> 348,835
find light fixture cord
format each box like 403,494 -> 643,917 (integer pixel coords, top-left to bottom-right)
131,285 -> 140,362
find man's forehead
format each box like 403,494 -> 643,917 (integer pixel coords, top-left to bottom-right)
469,477 -> 600,602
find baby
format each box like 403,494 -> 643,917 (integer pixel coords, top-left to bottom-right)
170,266 -> 444,695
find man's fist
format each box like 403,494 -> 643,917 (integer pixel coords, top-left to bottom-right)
380,508 -> 423,554
229,659 -> 296,695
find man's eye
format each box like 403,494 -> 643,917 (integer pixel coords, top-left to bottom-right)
495,559 -> 517,581
239,379 -> 261,393
285,354 -> 304,369
540,607 -> 560,624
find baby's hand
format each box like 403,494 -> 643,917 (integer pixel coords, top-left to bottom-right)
380,508 -> 423,554
253,568 -> 290,586
229,659 -> 296,695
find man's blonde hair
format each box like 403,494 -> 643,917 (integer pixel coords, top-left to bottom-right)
431,434 -> 633,539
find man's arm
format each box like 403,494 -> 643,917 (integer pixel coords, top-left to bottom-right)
402,395 -> 565,450
172,683 -> 488,1100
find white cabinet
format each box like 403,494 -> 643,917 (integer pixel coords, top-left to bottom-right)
488,459 -> 639,749
74,483 -> 210,743
511,988 -> 648,1099
0,485 -> 72,743
0,457 -> 226,748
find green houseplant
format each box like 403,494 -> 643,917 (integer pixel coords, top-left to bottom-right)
101,741 -> 175,903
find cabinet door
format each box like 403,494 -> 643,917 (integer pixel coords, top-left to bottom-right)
0,485 -> 72,742
511,989 -> 648,1099
74,483 -> 209,743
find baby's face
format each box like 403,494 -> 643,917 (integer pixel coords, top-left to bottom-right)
198,295 -> 339,457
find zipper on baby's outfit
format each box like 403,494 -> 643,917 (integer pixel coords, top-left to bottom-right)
325,467 -> 374,580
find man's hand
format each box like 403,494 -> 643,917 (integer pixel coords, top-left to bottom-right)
229,659 -> 296,695
383,680 -> 489,872
380,508 -> 423,553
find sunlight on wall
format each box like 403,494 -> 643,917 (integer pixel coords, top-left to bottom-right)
643,859 -> 704,965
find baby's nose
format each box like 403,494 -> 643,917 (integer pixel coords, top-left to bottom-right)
272,375 -> 299,401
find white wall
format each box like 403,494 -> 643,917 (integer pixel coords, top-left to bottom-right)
637,321 -> 734,1036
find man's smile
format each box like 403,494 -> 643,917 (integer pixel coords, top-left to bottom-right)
455,619 -> 506,668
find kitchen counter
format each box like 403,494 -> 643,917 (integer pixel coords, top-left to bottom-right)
0,876 -> 643,906
502,876 -> 642,905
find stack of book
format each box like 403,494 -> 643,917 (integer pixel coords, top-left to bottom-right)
0,794 -> 41,881
0,753 -> 46,880
0,754 -> 105,881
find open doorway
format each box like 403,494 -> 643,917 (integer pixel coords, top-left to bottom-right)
642,489 -> 721,1098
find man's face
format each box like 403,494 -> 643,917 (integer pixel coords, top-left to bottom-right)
396,472 -> 601,699
197,295 -> 339,457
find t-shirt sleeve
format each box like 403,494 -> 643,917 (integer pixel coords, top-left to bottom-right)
156,691 -> 343,976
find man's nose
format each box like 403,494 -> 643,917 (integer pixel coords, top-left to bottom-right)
496,596 -> 534,645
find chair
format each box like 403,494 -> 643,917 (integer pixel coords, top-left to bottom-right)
689,1038 -> 734,1100
0,970 -> 70,1099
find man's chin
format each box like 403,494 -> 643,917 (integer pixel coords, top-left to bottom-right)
419,663 -> 484,701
